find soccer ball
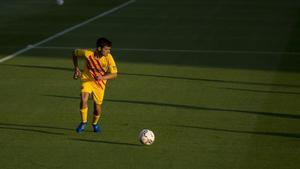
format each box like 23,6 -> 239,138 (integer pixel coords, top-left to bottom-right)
56,0 -> 64,5
139,129 -> 155,145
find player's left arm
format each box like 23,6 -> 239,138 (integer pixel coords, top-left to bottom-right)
101,55 -> 118,80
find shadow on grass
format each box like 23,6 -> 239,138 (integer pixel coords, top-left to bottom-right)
0,122 -> 73,132
219,87 -> 300,95
69,138 -> 142,147
0,125 -> 64,136
1,64 -> 72,71
0,122 -> 98,135
2,63 -> 300,88
121,72 -> 300,88
174,125 -> 300,139
43,94 -> 300,120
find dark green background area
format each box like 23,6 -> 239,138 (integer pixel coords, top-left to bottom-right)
0,0 -> 300,169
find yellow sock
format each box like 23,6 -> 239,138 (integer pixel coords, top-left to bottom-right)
80,107 -> 88,123
92,115 -> 100,125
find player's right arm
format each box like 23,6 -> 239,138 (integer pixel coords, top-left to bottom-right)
72,49 -> 86,79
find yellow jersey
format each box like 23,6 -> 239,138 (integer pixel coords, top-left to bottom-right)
74,48 -> 118,89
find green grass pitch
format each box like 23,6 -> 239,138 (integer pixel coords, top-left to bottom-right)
0,0 -> 300,169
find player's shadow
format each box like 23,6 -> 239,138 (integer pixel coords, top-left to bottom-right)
0,123 -> 65,136
3,63 -> 300,89
174,124 -> 300,139
43,94 -> 300,120
69,138 -> 142,147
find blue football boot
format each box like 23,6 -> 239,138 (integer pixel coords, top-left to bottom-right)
92,124 -> 101,133
76,122 -> 87,133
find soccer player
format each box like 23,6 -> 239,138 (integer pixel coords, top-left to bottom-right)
72,37 -> 118,133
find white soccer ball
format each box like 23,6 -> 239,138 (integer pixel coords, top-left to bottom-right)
56,0 -> 64,5
139,129 -> 155,145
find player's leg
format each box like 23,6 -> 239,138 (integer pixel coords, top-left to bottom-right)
91,85 -> 105,133
92,102 -> 102,133
76,92 -> 89,133
80,92 -> 90,122
76,81 -> 92,133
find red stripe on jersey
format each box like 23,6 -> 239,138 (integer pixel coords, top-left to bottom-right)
86,57 -> 104,89
88,56 -> 106,87
95,59 -> 106,85
89,70 -> 104,89
95,60 -> 105,75
88,56 -> 106,85
86,58 -> 97,76
88,56 -> 100,70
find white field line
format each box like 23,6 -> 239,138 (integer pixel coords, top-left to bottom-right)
32,46 -> 300,55
0,0 -> 136,63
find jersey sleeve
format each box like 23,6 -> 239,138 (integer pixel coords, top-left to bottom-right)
107,54 -> 118,73
74,49 -> 87,57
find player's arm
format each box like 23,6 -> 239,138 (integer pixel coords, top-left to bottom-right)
72,49 -> 85,79
102,73 -> 117,80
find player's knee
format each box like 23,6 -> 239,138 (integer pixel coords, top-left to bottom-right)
94,110 -> 100,115
94,104 -> 102,114
94,108 -> 101,115
80,100 -> 88,108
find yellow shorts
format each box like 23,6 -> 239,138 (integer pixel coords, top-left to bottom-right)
81,81 -> 105,105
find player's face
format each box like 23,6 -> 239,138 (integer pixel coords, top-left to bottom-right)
101,46 -> 111,56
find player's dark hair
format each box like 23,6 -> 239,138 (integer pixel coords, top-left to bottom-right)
96,37 -> 112,48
